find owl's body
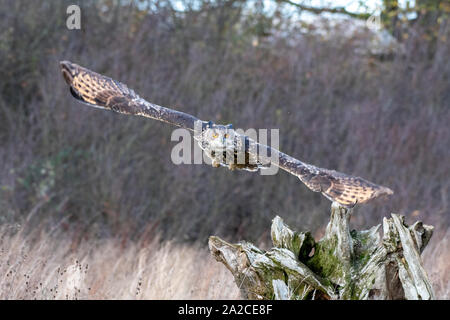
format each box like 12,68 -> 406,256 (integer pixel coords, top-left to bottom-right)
60,60 -> 393,208
194,123 -> 265,172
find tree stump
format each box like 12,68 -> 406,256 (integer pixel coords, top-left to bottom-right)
208,202 -> 434,300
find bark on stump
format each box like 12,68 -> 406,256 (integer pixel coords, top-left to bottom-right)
208,202 -> 434,300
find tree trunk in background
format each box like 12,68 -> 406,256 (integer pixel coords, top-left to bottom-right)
415,0 -> 444,57
416,0 -> 443,27
209,202 -> 435,300
382,0 -> 400,39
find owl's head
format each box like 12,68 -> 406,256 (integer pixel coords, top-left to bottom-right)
202,123 -> 235,151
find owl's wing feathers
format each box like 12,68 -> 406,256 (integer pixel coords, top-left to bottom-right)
295,166 -> 393,207
248,139 -> 393,207
60,61 -> 201,131
60,61 -> 393,207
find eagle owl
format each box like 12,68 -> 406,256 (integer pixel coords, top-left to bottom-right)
60,60 -> 393,208
194,122 -> 267,171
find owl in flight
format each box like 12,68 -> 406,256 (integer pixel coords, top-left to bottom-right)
60,61 -> 393,208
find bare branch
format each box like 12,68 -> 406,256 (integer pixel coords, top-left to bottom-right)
276,0 -> 371,20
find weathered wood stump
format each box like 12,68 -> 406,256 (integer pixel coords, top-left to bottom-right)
208,202 -> 434,300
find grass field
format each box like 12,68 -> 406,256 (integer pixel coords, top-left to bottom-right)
0,224 -> 239,299
0,221 -> 447,299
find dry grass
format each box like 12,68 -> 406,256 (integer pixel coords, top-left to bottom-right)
0,225 -> 240,300
0,223 -> 448,300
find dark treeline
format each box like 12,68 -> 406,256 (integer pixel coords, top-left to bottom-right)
0,0 -> 448,245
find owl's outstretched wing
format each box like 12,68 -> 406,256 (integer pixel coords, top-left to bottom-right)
60,61 -> 201,131
248,140 -> 393,207
60,60 -> 393,207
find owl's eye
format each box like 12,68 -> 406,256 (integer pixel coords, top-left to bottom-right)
212,133 -> 219,139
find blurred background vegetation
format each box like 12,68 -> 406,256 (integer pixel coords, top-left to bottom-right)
0,0 -> 448,249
